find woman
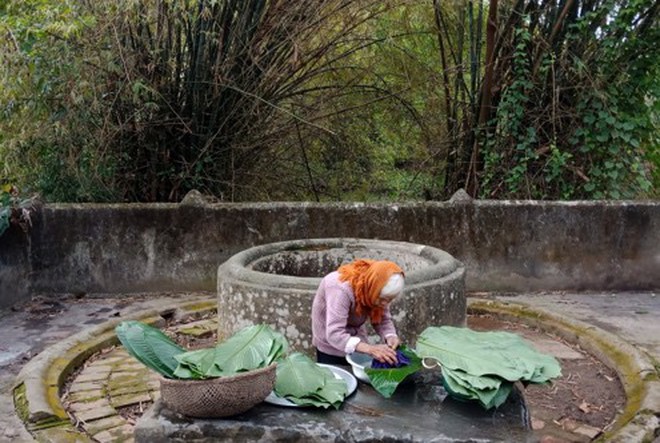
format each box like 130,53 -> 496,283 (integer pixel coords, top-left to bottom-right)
311,259 -> 405,366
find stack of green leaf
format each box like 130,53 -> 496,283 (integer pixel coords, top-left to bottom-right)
273,353 -> 348,409
416,326 -> 562,409
115,321 -> 287,379
173,324 -> 287,378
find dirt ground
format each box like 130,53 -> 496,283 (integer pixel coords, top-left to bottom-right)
468,314 -> 626,442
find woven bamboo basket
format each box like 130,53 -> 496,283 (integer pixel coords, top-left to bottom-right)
160,363 -> 277,418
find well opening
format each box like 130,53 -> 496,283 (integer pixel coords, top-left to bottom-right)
249,244 -> 434,277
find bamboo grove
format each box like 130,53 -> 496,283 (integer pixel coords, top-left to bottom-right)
1,0 -> 658,202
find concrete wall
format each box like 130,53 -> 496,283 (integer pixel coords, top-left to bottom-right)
1,199 -> 658,307
0,225 -> 31,307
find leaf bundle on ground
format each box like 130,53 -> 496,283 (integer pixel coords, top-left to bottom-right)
273,353 -> 348,409
416,326 -> 561,409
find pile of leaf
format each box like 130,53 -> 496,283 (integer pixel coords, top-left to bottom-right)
416,326 -> 562,409
173,324 -> 287,378
115,321 -> 350,409
115,321 -> 286,379
364,346 -> 422,398
273,353 -> 348,409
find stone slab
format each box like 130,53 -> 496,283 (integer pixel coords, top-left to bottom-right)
69,381 -> 103,393
110,392 -> 152,408
93,424 -> 134,443
83,416 -> 128,435
68,398 -> 111,413
76,405 -> 117,422
531,338 -> 585,360
136,370 -> 532,443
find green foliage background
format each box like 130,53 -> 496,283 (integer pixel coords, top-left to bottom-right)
0,0 -> 657,203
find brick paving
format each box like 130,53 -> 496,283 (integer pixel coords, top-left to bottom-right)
62,318 -> 218,442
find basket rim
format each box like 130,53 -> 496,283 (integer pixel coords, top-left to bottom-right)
160,362 -> 277,386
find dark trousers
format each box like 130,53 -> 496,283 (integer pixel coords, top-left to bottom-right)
315,348 -> 349,366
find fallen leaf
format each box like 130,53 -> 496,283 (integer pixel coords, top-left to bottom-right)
532,418 -> 546,430
560,417 -> 579,431
579,401 -> 590,413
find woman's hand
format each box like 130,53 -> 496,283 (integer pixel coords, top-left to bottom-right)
386,335 -> 401,350
357,342 -> 397,365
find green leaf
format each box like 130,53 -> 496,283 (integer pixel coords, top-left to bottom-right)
115,321 -> 185,379
274,353 -> 326,398
442,367 -> 512,409
274,353 -> 348,409
416,327 -> 560,409
174,324 -> 287,378
364,346 -> 422,398
416,326 -> 561,383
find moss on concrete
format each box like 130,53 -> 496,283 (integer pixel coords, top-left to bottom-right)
16,381 -> 70,432
34,426 -> 93,442
13,383 -> 29,423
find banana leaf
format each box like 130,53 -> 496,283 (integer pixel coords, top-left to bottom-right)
274,353 -> 348,409
442,367 -> 512,409
174,324 -> 287,378
416,326 -> 561,382
115,321 -> 185,379
364,346 -> 422,398
416,326 -> 561,410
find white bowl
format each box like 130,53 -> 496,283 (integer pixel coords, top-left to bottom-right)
346,352 -> 373,384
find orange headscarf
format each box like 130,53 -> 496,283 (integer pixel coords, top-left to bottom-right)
338,259 -> 404,324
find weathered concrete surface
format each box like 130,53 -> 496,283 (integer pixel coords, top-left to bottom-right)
217,238 -> 466,351
488,292 -> 660,360
0,225 -> 31,309
0,200 -> 654,309
135,370 -> 531,443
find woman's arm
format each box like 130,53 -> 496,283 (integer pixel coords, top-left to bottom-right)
373,308 -> 397,341
324,287 -> 358,354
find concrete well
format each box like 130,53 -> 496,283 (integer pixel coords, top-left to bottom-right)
217,238 -> 466,352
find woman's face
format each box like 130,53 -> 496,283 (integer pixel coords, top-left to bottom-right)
376,294 -> 398,308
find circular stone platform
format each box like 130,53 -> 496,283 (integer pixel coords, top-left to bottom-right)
11,295 -> 652,442
216,238 -> 466,351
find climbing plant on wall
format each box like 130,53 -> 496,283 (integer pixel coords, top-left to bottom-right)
434,0 -> 659,200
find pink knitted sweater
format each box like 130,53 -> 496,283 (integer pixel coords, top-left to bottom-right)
311,271 -> 397,356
